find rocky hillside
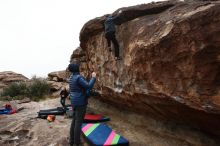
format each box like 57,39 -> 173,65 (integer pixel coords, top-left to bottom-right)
71,0 -> 220,137
0,71 -> 28,90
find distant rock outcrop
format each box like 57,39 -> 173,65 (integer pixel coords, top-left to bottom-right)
0,71 -> 28,89
71,0 -> 220,137
47,71 -> 68,96
48,70 -> 67,82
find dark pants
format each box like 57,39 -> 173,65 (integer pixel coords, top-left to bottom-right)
69,105 -> 87,145
105,32 -> 120,57
60,97 -> 66,108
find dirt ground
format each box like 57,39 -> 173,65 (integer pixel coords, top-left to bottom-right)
0,97 -> 220,146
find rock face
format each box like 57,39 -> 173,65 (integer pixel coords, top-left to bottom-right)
72,0 -> 220,137
0,71 -> 28,89
70,47 -> 89,78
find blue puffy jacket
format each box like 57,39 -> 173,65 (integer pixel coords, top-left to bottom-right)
69,72 -> 96,107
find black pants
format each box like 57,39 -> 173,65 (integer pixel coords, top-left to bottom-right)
60,97 -> 66,108
69,105 -> 87,145
105,32 -> 120,57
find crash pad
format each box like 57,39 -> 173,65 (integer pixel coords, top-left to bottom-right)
0,109 -> 16,115
84,114 -> 110,123
38,108 -> 65,116
82,123 -> 129,146
0,104 -> 16,115
37,106 -> 72,118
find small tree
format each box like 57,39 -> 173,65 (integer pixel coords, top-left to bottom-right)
1,82 -> 28,97
0,77 -> 51,101
28,77 -> 51,98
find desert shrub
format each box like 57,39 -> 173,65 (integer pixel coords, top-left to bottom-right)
28,77 -> 51,100
1,82 -> 28,97
0,77 -> 51,101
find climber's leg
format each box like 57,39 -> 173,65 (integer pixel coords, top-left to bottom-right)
111,33 -> 120,59
105,33 -> 112,51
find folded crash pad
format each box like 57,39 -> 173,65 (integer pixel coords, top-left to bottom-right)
0,109 -> 11,115
0,109 -> 16,115
0,104 -> 17,115
37,105 -> 72,118
38,107 -> 65,116
82,123 -> 129,146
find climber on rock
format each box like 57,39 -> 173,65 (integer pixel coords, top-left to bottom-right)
104,13 -> 121,60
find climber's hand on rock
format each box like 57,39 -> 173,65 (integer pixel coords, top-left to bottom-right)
92,72 -> 96,78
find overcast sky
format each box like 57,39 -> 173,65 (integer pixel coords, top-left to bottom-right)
0,0 -> 162,78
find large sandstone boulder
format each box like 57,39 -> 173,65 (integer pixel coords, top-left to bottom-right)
74,0 -> 220,137
0,71 -> 28,89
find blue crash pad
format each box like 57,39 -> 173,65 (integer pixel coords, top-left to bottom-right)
82,123 -> 129,146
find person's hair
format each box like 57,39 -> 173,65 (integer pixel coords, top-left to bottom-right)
68,63 -> 80,73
